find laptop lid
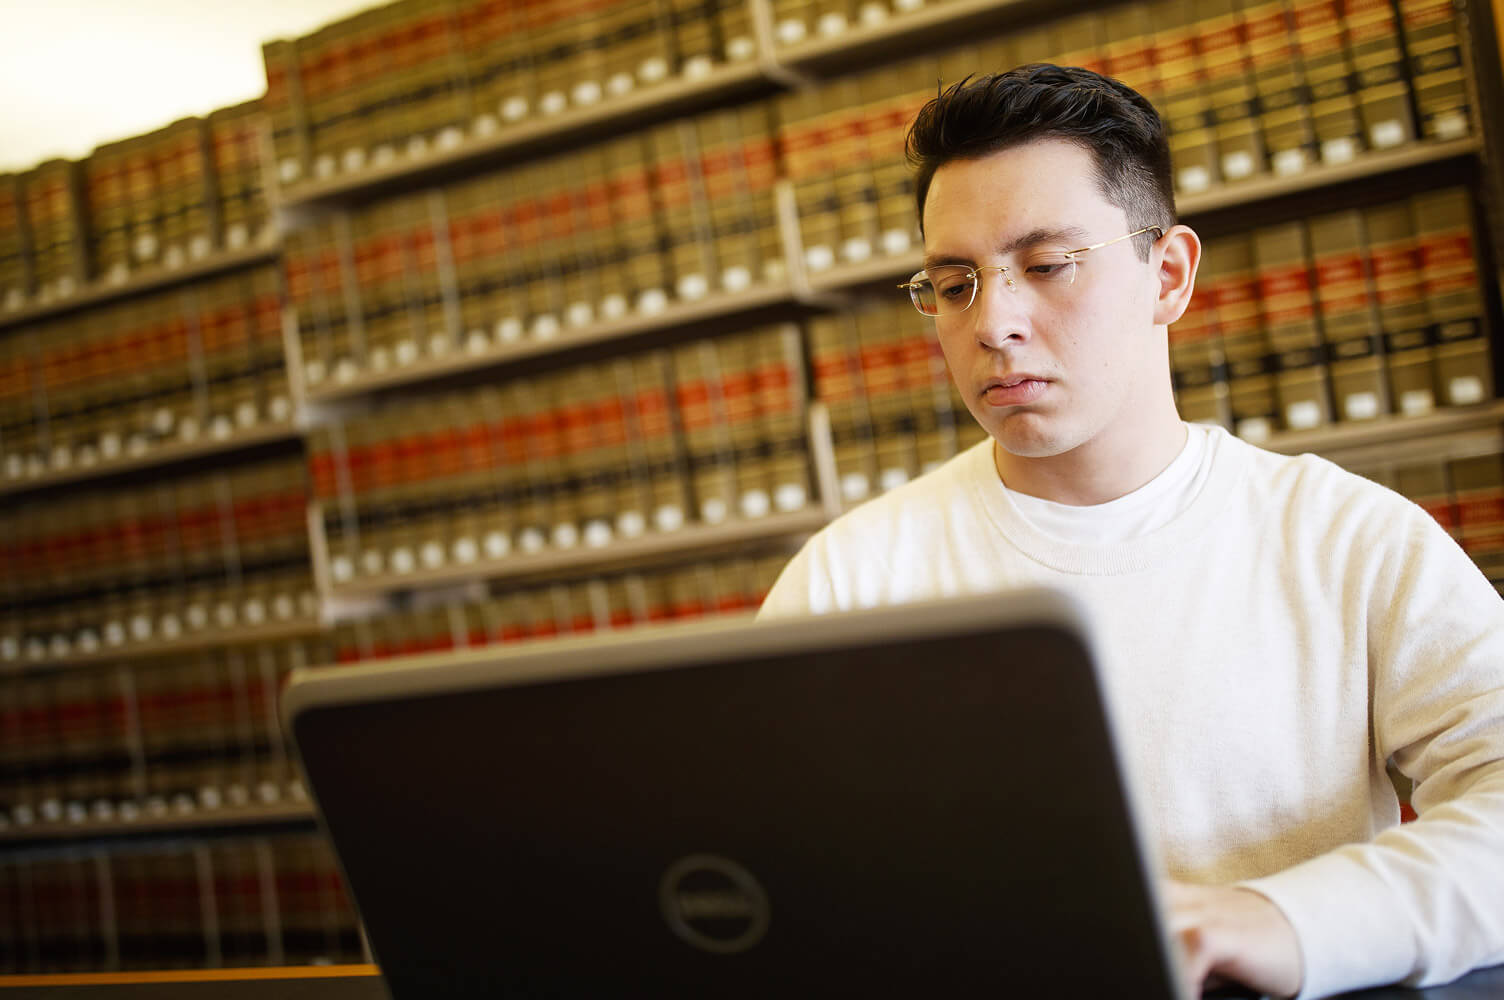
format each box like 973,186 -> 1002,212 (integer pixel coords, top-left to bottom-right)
282,587 -> 1185,998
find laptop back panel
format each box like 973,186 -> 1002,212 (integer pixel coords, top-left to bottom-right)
287,597 -> 1179,997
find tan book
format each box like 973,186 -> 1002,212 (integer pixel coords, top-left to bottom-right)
1396,459 -> 1458,538
737,102 -> 786,286
206,100 -> 268,251
1308,210 -> 1387,420
1396,0 -> 1470,140
650,122 -> 718,303
603,0 -> 676,94
824,79 -> 881,268
1343,0 -> 1415,151
716,331 -> 770,517
261,38 -> 311,185
771,0 -> 819,47
1243,0 -> 1319,175
853,301 -> 917,493
604,134 -> 671,314
21,159 -> 86,300
1363,199 -> 1434,415
860,57 -> 931,261
672,339 -> 737,524
1289,0 -> 1365,163
1193,0 -> 1266,183
625,353 -> 688,535
1151,0 -> 1220,194
809,313 -> 878,504
0,171 -> 29,310
1413,188 -> 1490,408
1207,234 -> 1278,440
511,379 -> 562,554
460,0 -> 538,125
755,323 -> 811,512
695,111 -> 760,294
777,90 -> 843,274
1254,221 -> 1331,430
473,385 -> 525,561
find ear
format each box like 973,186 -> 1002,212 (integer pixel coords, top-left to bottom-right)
1152,224 -> 1201,326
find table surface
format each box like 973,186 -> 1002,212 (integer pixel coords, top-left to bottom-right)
0,963 -> 1501,998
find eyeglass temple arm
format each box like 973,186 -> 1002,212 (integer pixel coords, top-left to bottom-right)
1066,225 -> 1165,257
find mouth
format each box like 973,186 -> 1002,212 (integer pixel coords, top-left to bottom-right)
980,374 -> 1049,406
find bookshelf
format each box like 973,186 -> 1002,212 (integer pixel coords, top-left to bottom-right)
0,617 -> 326,676
0,801 -> 316,848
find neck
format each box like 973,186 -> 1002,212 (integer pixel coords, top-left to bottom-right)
992,397 -> 1188,506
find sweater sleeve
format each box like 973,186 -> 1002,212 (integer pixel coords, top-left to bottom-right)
1242,503 -> 1504,998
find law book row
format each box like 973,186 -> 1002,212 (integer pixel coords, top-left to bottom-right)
0,267 -> 290,485
287,103 -> 782,391
0,102 -> 271,311
263,0 -> 776,187
779,0 -> 1472,280
808,299 -> 987,506
0,832 -> 361,975
309,325 -> 811,586
1175,186 -> 1490,440
1,456 -> 315,669
0,636 -> 327,833
330,548 -> 790,662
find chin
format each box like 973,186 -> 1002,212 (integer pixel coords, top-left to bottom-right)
987,413 -> 1079,460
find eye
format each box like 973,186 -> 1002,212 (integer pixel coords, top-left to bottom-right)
1026,257 -> 1077,282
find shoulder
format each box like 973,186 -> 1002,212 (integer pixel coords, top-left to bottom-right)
1217,427 -> 1446,557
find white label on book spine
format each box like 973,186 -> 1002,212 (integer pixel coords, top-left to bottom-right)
1321,137 -> 1358,165
774,482 -> 807,512
655,504 -> 685,532
806,245 -> 835,272
1236,417 -> 1272,442
817,11 -> 848,34
1221,151 -> 1255,180
483,530 -> 511,560
740,490 -> 771,518
520,527 -> 546,553
608,72 -> 635,96
553,523 -> 580,549
503,96 -> 529,121
776,19 -> 806,44
880,467 -> 909,492
585,520 -> 613,548
722,266 -> 752,292
1371,120 -> 1405,148
368,346 -> 391,371
618,510 -> 647,537
541,91 -> 568,115
1343,392 -> 1380,420
573,80 -> 603,106
390,547 -> 416,574
1285,400 -> 1321,429
1448,375 -> 1484,405
533,314 -> 561,339
841,472 -> 871,501
702,497 -> 729,524
421,541 -> 445,569
1177,165 -> 1211,194
1400,389 -> 1434,416
360,548 -> 385,576
396,339 -> 419,366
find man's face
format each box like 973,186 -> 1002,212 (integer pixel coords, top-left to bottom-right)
920,139 -> 1165,463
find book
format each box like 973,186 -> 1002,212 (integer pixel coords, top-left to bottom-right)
1254,221 -> 1332,430
1396,0 -> 1472,141
1413,187 -> 1490,408
1343,0 -> 1416,151
1289,0 -> 1366,164
1207,234 -> 1279,440
1244,0 -> 1320,176
1308,209 -> 1388,421
1363,199 -> 1435,416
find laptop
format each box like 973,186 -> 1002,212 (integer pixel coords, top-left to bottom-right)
282,588 -> 1201,998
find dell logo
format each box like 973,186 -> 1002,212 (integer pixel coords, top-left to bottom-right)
659,854 -> 770,954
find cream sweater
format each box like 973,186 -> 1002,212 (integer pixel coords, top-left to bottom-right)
757,427 -> 1504,998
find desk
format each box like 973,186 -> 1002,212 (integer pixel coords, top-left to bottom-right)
0,964 -> 1501,998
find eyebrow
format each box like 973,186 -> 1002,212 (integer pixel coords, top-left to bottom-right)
922,225 -> 1094,270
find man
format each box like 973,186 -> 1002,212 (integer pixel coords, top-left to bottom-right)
757,64 -> 1504,998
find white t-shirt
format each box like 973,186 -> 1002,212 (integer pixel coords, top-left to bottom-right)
759,426 -> 1504,999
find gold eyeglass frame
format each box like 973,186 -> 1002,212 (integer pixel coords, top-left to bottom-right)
898,225 -> 1165,314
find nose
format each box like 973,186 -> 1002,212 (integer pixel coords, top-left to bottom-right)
968,266 -> 1030,350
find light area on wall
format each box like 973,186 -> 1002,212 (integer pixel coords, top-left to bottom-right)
0,0 -> 370,172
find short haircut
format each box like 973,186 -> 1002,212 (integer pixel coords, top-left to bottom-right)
906,63 -> 1176,258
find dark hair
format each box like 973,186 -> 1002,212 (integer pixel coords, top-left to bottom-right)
906,63 -> 1176,258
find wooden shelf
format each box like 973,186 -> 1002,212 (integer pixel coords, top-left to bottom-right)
303,281 -> 797,403
277,61 -> 776,208
0,800 -> 315,846
1176,137 -> 1481,216
1260,399 -> 1504,458
0,241 -> 281,332
1,618 -> 327,676
0,422 -> 301,499
328,508 -> 829,598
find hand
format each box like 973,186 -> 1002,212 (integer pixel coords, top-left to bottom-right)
1165,880 -> 1303,999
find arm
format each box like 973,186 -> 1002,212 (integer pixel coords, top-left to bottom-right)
1220,505 -> 1504,998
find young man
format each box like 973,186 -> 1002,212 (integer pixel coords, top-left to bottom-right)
757,64 -> 1504,998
